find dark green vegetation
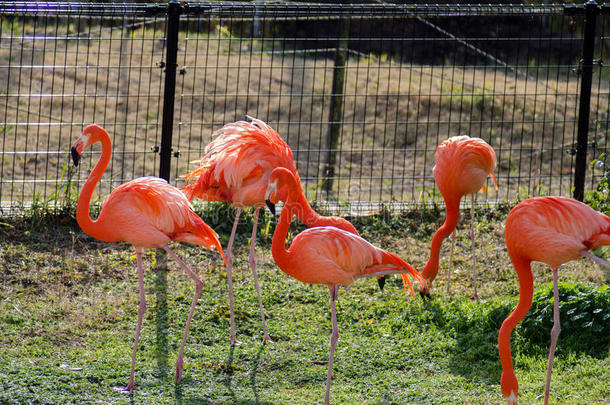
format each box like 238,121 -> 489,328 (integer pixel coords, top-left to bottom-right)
1,206 -> 609,404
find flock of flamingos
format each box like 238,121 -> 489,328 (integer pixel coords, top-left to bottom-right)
69,118 -> 610,404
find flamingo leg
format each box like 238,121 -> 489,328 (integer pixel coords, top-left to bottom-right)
581,249 -> 610,268
325,284 -> 340,405
125,248 -> 146,391
544,267 -> 561,405
163,245 -> 204,384
470,193 -> 479,301
249,207 -> 273,343
446,229 -> 456,294
225,208 -> 241,345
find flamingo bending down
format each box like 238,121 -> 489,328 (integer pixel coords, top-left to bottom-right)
421,135 -> 498,299
500,196 -> 610,404
264,167 -> 427,404
71,124 -> 226,391
182,117 -> 358,343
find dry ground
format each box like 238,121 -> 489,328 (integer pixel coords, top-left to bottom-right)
1,19 -> 608,212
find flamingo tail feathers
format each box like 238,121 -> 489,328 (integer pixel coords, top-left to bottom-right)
171,217 -> 228,267
362,251 -> 427,298
181,165 -> 214,201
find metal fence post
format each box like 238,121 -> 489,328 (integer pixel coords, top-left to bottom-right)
573,0 -> 599,201
322,18 -> 350,197
159,0 -> 181,182
156,0 -> 181,378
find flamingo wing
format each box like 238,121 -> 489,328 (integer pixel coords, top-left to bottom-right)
183,119 -> 298,205
433,135 -> 498,197
506,196 -> 610,268
101,177 -> 223,254
285,227 -> 422,292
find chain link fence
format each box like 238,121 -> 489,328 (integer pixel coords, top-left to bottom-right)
1,2 -> 609,215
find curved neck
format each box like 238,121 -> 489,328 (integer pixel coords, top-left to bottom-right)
76,132 -> 112,240
498,256 -> 534,397
271,200 -> 297,271
422,197 -> 461,281
287,181 -> 321,227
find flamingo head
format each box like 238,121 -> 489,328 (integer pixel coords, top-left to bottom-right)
71,124 -> 106,166
264,177 -> 278,216
265,167 -> 298,215
501,369 -> 519,405
418,276 -> 431,300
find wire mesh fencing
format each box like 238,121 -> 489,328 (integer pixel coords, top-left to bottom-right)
1,2 -> 609,216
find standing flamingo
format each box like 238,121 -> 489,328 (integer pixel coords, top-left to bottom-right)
71,124 -> 226,391
264,167 -> 427,404
182,117 -> 358,343
500,196 -> 610,404
420,135 -> 498,299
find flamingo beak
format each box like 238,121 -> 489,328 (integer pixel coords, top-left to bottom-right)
71,146 -> 81,166
265,179 -> 278,215
377,276 -> 386,291
265,199 -> 276,216
419,289 -> 431,300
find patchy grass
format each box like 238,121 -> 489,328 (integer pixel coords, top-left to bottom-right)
0,207 -> 609,404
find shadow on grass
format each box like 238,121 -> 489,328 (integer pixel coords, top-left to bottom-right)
217,343 -> 273,405
171,343 -> 270,404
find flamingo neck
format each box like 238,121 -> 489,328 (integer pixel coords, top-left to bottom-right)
498,256 -> 534,399
75,132 -> 114,241
271,199 -> 297,273
289,183 -> 335,229
422,197 -> 461,282
282,178 -> 359,235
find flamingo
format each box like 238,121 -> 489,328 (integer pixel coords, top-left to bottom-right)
500,196 -> 610,404
420,135 -> 498,299
70,124 -> 226,391
182,117 -> 358,344
264,167 -> 427,404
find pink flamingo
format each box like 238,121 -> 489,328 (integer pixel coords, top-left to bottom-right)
421,135 -> 498,299
500,196 -> 610,404
71,124 -> 226,391
264,167 -> 427,404
182,117 -> 358,344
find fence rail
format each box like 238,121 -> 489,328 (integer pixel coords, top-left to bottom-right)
1,1 -> 609,215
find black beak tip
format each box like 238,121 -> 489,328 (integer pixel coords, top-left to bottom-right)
377,276 -> 386,291
265,199 -> 276,216
71,146 -> 80,166
419,290 -> 431,301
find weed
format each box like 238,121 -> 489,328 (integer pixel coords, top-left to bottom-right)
519,282 -> 610,356
586,154 -> 610,214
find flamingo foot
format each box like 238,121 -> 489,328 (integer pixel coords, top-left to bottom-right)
115,383 -> 134,392
262,333 -> 275,344
231,337 -> 242,346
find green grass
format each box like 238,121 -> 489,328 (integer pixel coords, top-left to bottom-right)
0,208 -> 609,404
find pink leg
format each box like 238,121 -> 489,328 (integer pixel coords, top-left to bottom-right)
544,267 -> 561,405
325,284 -> 340,405
125,248 -> 146,391
446,229 -> 456,294
226,208 -> 241,345
470,194 -> 479,301
581,249 -> 610,268
249,207 -> 273,343
163,245 -> 204,384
